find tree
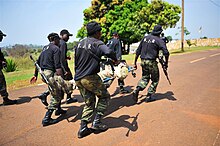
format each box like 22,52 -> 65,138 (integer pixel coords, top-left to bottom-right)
77,0 -> 181,53
167,36 -> 172,42
7,44 -> 30,57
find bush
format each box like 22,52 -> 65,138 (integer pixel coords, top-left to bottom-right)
15,56 -> 35,70
3,58 -> 17,72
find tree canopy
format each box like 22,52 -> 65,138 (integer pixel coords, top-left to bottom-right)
77,0 -> 181,47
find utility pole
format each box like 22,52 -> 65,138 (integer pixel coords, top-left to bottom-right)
181,0 -> 184,52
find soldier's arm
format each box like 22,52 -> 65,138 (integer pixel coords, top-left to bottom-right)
30,56 -> 40,84
0,49 -> 6,62
54,48 -> 63,76
59,42 -> 68,74
99,44 -> 117,61
134,38 -> 143,68
158,39 -> 170,67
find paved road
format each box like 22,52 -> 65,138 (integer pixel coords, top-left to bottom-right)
0,49 -> 220,146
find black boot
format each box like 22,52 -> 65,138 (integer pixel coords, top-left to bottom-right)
66,93 -> 77,104
38,91 -> 49,106
78,120 -> 92,138
3,97 -> 17,105
42,109 -> 58,126
119,86 -> 129,94
132,86 -> 141,103
91,114 -> 108,132
55,102 -> 67,116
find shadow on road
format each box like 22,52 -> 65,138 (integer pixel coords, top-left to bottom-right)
103,113 -> 139,137
55,104 -> 84,123
105,86 -> 136,117
138,91 -> 177,104
17,96 -> 39,104
111,86 -> 134,97
60,94 -> 84,105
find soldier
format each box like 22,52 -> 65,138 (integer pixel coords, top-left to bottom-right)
30,33 -> 66,126
38,30 -> 78,106
132,25 -> 169,102
75,21 -> 117,138
0,30 -> 17,105
106,32 -> 129,93
59,29 -> 77,104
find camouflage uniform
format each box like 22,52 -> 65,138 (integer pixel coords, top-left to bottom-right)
133,25 -> 169,102
75,21 -> 117,138
42,69 -> 62,110
75,74 -> 110,122
137,60 -> 159,95
0,70 -> 8,98
44,69 -> 73,110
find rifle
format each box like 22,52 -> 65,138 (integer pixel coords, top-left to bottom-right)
30,55 -> 53,91
158,56 -> 171,85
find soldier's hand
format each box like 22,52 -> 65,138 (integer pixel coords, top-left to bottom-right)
164,63 -> 168,70
56,68 -> 63,76
133,64 -> 137,70
30,76 -> 37,84
64,71 -> 69,76
66,56 -> 71,60
112,60 -> 120,65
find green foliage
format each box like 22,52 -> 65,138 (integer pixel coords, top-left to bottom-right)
167,36 -> 172,42
15,56 -> 35,70
186,39 -> 196,48
3,58 -> 17,72
7,44 -> 30,57
77,0 -> 181,45
2,50 -> 8,56
66,51 -> 71,58
176,27 -> 190,36
201,36 -> 208,39
67,41 -> 79,51
184,27 -> 190,36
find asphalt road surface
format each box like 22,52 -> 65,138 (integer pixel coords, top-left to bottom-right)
0,49 -> 220,146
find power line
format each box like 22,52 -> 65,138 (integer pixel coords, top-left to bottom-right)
209,0 -> 220,8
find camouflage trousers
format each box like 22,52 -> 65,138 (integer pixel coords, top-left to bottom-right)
137,59 -> 160,95
43,69 -> 73,110
75,74 -> 110,122
0,70 -> 8,98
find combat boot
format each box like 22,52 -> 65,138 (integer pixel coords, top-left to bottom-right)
42,109 -> 57,126
132,86 -> 141,103
55,102 -> 67,116
3,97 -> 17,105
119,86 -> 130,94
78,120 -> 92,138
91,114 -> 108,132
38,91 -> 50,106
66,93 -> 78,104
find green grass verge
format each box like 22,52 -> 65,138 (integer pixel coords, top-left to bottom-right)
170,46 -> 220,55
4,46 -> 220,90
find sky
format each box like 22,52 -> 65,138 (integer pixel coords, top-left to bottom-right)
0,0 -> 220,46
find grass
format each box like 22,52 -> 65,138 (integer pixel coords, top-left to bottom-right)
170,46 -> 219,55
4,46 -> 220,90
